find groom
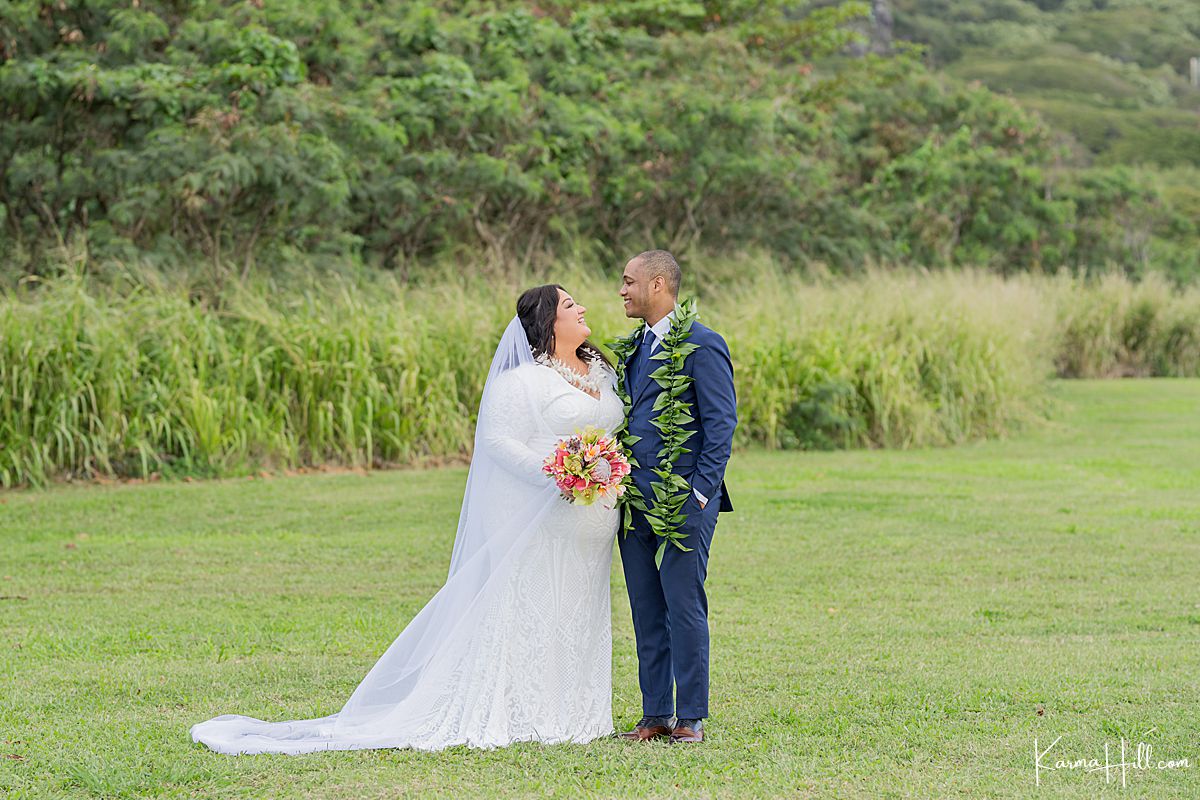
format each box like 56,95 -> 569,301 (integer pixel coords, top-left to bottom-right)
616,250 -> 737,744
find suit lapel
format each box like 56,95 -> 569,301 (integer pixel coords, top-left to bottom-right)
623,342 -> 637,398
631,343 -> 657,404
624,324 -> 647,400
628,321 -> 671,405
628,343 -> 657,407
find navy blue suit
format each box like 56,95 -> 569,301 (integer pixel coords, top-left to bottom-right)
618,320 -> 737,720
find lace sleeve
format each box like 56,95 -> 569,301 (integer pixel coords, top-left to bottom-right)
478,368 -> 551,485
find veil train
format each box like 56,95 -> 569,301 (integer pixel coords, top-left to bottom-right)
190,317 -> 569,754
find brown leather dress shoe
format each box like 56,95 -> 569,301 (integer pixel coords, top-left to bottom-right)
670,718 -> 704,743
618,715 -> 675,741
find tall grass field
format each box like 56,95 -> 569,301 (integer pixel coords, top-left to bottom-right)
2,267 -> 1199,487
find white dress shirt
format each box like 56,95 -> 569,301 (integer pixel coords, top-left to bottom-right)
643,312 -> 709,508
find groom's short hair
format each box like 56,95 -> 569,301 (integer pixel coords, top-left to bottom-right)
635,250 -> 681,297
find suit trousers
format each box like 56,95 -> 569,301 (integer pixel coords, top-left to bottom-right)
618,485 -> 722,720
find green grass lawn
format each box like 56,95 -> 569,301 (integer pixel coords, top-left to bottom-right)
2,380 -> 1199,798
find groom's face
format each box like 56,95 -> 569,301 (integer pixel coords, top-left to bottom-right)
620,258 -> 652,320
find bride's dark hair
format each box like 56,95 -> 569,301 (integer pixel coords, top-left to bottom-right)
517,284 -> 611,368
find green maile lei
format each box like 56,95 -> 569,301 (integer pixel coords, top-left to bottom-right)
607,297 -> 700,568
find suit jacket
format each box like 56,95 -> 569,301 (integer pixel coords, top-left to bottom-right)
624,321 -> 736,513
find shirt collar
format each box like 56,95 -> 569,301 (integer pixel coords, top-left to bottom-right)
645,310 -> 675,342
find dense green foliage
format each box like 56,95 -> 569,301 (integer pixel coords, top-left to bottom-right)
888,0 -> 1200,278
893,0 -> 1200,158
4,266 -> 1199,488
4,381 -> 1200,797
2,0 -> 1195,278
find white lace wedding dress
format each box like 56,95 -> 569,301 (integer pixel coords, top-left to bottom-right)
191,321 -> 623,754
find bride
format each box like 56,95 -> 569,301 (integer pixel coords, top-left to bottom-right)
191,285 -> 624,753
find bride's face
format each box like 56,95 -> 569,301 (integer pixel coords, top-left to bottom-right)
555,289 -> 591,346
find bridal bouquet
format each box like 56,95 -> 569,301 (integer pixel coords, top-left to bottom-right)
542,426 -> 631,505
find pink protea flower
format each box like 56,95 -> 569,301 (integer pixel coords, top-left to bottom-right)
591,457 -> 612,483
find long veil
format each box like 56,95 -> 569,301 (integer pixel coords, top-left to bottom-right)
190,317 -> 566,753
